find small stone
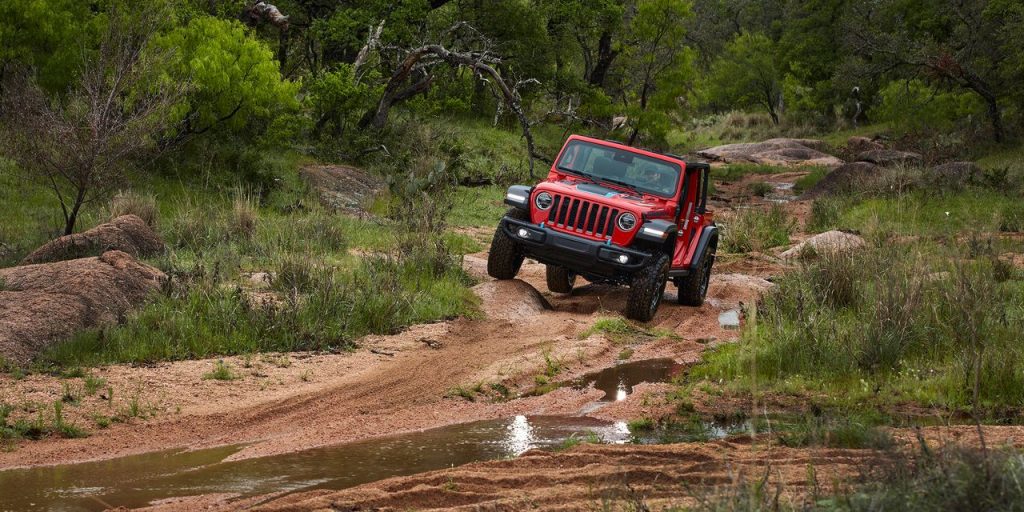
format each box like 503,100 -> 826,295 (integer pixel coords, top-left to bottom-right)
718,309 -> 741,330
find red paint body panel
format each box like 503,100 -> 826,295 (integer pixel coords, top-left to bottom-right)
527,135 -> 713,271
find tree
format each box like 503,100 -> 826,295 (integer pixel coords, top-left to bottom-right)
618,0 -> 695,145
0,0 -> 100,93
842,0 -> 1015,142
152,16 -> 300,142
706,32 -> 783,124
0,13 -> 183,235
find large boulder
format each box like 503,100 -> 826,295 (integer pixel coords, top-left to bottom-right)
697,138 -> 843,168
300,164 -> 385,213
472,279 -> 550,321
780,231 -> 866,260
846,136 -> 884,154
929,161 -> 981,188
800,162 -> 879,199
0,250 -> 166,364
22,215 -> 164,265
854,149 -> 922,167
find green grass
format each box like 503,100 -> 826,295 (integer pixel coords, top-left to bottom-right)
688,238 -> 1024,415
793,166 -> 829,194
827,190 -> 1021,237
819,122 -> 891,148
203,360 -> 239,381
712,163 -> 788,182
720,204 -> 794,253
4,144 -> 480,369
448,185 -> 508,228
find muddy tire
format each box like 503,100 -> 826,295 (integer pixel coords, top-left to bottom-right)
545,265 -> 576,294
677,239 -> 716,306
624,253 -> 670,322
487,208 -> 529,280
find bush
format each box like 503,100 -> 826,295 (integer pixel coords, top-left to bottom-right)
109,191 -> 158,226
692,240 -> 1024,411
720,204 -> 793,253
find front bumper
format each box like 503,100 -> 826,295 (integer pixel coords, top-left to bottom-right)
500,216 -> 652,280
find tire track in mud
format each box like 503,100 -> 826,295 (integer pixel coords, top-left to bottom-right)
0,248 -> 771,471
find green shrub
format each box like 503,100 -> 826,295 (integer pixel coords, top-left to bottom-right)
720,204 -> 793,253
748,181 -> 774,197
108,190 -> 158,226
998,203 -> 1024,232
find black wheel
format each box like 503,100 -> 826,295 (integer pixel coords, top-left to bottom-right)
545,265 -> 576,293
677,239 -> 716,306
487,208 -> 529,280
625,253 -> 670,322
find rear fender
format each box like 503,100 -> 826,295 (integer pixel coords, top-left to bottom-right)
687,225 -> 718,270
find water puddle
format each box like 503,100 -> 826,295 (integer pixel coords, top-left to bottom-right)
0,415 -> 633,511
766,182 -> 796,203
573,358 -> 684,402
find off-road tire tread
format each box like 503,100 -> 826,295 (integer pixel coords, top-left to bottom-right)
545,265 -> 575,294
487,208 -> 529,280
678,241 -> 716,306
625,253 -> 670,322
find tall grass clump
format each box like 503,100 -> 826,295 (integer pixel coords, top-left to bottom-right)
692,239 -> 1024,412
108,190 -> 158,226
720,204 -> 794,253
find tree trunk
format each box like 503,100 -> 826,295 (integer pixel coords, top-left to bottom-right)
588,31 -> 618,88
278,27 -> 289,71
64,188 -> 86,235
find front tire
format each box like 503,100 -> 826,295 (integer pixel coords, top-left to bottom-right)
487,208 -> 529,280
625,253 -> 670,322
677,239 -> 716,306
545,265 -> 576,293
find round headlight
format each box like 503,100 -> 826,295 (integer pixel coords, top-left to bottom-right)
617,212 -> 637,232
534,191 -> 553,210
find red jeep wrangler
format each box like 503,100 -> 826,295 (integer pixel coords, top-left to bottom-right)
487,135 -> 717,321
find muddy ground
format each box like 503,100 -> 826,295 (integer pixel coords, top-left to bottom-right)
1,166 -> 950,511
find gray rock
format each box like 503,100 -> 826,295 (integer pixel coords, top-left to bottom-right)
854,149 -> 922,167
698,138 -> 843,167
847,136 -> 884,153
929,161 -> 981,188
718,309 -> 741,330
780,230 -> 866,260
800,162 -> 879,199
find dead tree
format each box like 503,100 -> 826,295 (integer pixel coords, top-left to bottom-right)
243,1 -> 290,70
360,43 -> 542,177
0,13 -> 184,235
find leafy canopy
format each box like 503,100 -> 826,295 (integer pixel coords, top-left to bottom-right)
152,16 -> 299,136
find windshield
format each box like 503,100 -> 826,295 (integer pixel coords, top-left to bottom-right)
555,140 -> 681,198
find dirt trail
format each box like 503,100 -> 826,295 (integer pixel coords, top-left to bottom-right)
0,250 -> 770,470
0,168 -> 801,510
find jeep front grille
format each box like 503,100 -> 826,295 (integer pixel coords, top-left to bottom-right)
547,195 -> 619,237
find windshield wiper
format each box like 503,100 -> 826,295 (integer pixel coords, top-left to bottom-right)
556,165 -> 598,184
600,177 -> 641,195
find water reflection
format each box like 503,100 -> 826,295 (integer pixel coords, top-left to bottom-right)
573,358 -> 684,402
0,415 -> 635,512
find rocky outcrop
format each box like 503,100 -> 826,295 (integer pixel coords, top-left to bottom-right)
780,231 -> 866,259
854,149 -> 922,167
472,279 -> 550,321
846,136 -> 884,154
800,162 -> 879,199
929,161 -> 981,188
697,138 -> 843,167
22,215 -> 164,265
300,165 -> 385,213
0,251 -> 166,364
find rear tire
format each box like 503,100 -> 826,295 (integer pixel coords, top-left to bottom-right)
677,239 -> 716,306
545,265 -> 576,293
487,208 -> 529,280
625,253 -> 670,322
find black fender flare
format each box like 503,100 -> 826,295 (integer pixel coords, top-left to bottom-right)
689,224 -> 718,271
